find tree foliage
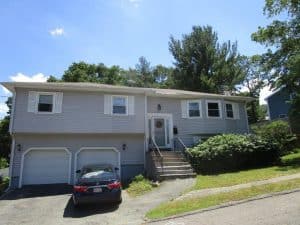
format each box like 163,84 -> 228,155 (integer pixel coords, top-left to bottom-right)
0,97 -> 12,160
169,26 -> 244,93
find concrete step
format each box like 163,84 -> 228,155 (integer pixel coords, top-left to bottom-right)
158,173 -> 197,180
157,169 -> 194,175
156,165 -> 193,170
157,161 -> 190,166
152,157 -> 187,162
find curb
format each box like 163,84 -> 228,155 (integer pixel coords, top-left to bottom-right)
145,188 -> 300,223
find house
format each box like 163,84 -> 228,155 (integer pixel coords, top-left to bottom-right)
1,82 -> 253,188
265,87 -> 293,120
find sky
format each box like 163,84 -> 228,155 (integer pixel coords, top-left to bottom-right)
0,0 -> 276,118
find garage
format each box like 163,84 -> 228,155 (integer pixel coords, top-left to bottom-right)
20,148 -> 71,187
74,147 -> 120,182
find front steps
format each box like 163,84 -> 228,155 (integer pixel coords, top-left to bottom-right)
149,151 -> 196,181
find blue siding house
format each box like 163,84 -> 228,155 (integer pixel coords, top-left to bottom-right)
266,87 -> 292,120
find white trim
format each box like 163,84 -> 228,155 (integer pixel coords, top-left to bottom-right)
206,100 -> 222,119
111,95 -> 129,116
19,147 -> 71,188
244,103 -> 250,133
74,147 -> 121,184
8,138 -> 15,188
9,91 -> 16,134
187,100 -> 202,118
147,113 -> 173,149
35,92 -> 56,114
144,95 -> 148,169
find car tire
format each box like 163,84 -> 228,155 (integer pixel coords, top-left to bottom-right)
72,195 -> 79,208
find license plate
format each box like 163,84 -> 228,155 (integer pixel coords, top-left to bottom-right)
93,187 -> 102,193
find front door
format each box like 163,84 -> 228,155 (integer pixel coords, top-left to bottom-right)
148,114 -> 173,148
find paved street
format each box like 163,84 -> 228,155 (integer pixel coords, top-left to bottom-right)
148,191 -> 300,225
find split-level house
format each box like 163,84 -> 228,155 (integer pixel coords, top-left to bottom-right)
1,82 -> 252,188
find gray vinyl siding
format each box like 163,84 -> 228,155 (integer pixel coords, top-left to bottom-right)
147,97 -> 248,146
12,88 -> 145,134
10,133 -> 144,188
267,88 -> 291,120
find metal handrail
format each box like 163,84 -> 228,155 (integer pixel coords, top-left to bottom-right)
151,137 -> 163,158
175,137 -> 192,157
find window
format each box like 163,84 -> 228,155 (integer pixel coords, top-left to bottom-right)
279,114 -> 287,118
207,101 -> 221,118
225,103 -> 234,118
188,101 -> 201,117
112,96 -> 127,115
38,94 -> 54,112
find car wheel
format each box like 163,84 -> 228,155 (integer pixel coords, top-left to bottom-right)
72,195 -> 79,208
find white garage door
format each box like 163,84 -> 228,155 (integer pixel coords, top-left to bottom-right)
76,148 -> 120,180
22,149 -> 70,185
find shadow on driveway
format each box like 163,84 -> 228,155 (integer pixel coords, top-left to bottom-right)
1,184 -> 72,200
63,197 -> 119,218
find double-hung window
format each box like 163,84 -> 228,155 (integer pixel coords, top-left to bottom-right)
225,103 -> 234,118
207,101 -> 221,118
112,96 -> 128,115
188,101 -> 201,118
38,94 -> 54,113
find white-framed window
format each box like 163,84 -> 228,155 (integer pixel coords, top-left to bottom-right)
112,95 -> 128,115
27,91 -> 63,114
37,93 -> 54,113
225,103 -> 234,118
206,100 -> 222,118
187,100 -> 202,118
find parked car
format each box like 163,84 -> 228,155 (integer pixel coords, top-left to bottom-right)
72,164 -> 122,206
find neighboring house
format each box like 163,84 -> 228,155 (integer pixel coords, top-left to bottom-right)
1,82 -> 253,188
265,87 -> 293,120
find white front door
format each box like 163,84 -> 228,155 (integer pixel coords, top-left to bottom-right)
148,114 -> 173,148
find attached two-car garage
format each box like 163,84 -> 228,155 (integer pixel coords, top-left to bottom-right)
19,147 -> 120,187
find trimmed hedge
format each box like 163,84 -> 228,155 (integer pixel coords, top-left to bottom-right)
188,134 -> 279,174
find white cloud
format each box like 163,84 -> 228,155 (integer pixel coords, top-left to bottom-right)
259,85 -> 273,105
10,73 -> 48,82
128,0 -> 141,8
49,28 -> 65,36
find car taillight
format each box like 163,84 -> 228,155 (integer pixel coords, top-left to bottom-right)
107,181 -> 121,190
74,185 -> 88,193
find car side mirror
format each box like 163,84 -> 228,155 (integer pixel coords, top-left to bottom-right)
76,170 -> 81,173
114,167 -> 119,171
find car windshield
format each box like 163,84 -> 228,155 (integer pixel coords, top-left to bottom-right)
80,165 -> 116,180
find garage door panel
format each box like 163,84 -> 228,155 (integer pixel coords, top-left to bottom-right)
23,149 -> 70,185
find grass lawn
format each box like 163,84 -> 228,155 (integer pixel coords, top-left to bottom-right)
193,148 -> 300,190
125,175 -> 155,197
146,178 -> 300,219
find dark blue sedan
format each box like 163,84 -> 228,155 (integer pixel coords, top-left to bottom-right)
72,164 -> 122,207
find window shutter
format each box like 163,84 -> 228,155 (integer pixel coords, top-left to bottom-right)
104,95 -> 111,115
233,103 -> 240,119
54,92 -> 63,113
128,96 -> 135,115
181,100 -> 187,118
27,91 -> 37,112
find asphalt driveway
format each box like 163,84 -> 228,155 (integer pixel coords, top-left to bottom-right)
0,179 -> 194,225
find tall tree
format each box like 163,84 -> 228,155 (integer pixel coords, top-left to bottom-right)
152,65 -> 174,88
135,56 -> 155,87
252,0 -> 300,132
251,0 -> 300,91
0,97 -> 12,160
169,25 -> 244,93
239,55 -> 267,123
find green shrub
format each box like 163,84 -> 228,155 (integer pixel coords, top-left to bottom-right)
0,177 -> 9,194
0,158 -> 8,169
126,174 -> 153,197
252,120 -> 297,155
188,134 -> 279,174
